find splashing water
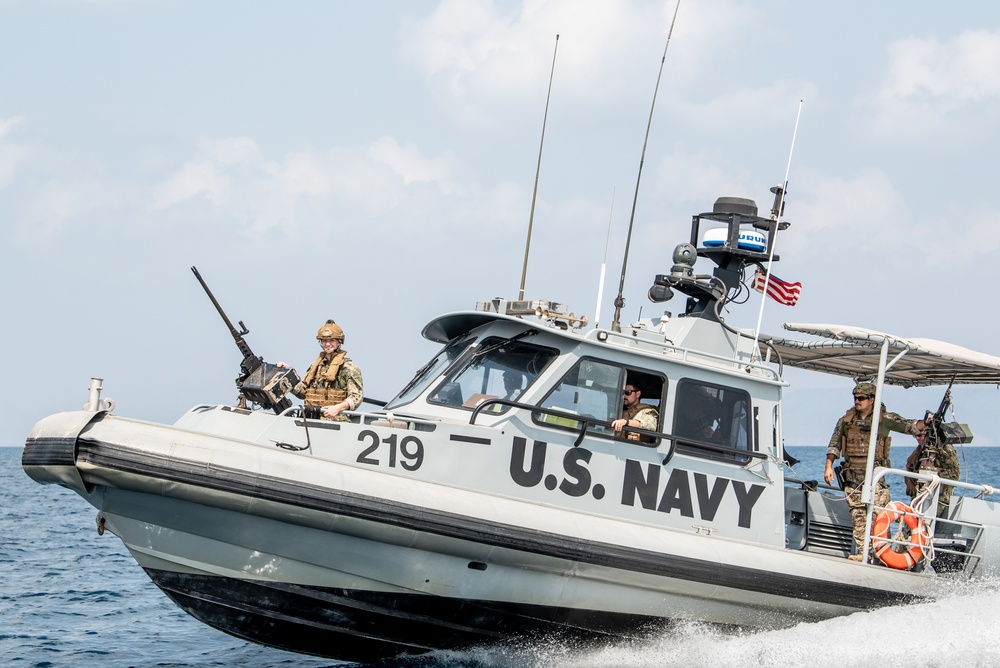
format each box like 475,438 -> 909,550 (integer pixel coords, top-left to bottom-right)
421,579 -> 1000,668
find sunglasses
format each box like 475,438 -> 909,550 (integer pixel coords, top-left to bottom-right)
853,395 -> 872,401
623,389 -> 638,396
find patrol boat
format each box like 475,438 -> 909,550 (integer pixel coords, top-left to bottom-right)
22,194 -> 1000,664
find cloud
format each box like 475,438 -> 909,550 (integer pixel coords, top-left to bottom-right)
151,137 -> 260,208
368,136 -> 457,193
149,135 -> 481,238
401,0 -> 714,122
17,172 -> 130,242
671,81 -> 817,134
1,121 -> 131,243
864,26 -> 1000,143
0,115 -> 24,140
882,29 -> 1000,102
778,166 -> 1000,272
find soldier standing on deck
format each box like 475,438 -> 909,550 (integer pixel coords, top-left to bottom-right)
824,382 -> 925,562
278,320 -> 363,422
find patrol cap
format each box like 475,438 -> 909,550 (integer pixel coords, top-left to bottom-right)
316,319 -> 345,342
853,382 -> 876,397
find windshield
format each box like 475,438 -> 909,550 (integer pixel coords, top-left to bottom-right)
385,336 -> 473,410
428,335 -> 558,412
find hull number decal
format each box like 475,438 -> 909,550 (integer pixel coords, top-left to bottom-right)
509,437 -> 764,528
357,430 -> 424,471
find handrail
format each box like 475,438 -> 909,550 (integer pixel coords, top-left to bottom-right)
280,405 -> 440,428
470,399 -> 653,448
594,328 -> 781,381
860,466 -> 996,561
469,399 -> 764,466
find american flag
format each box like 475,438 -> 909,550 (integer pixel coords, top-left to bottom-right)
753,268 -> 802,306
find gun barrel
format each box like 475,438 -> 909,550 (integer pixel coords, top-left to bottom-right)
191,266 -> 247,337
191,266 -> 257,364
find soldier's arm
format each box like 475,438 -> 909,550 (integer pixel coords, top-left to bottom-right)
343,363 -> 364,410
634,407 -> 659,431
880,411 -> 923,436
823,418 -> 844,484
826,418 -> 845,461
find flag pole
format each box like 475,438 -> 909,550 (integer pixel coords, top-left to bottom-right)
750,100 -> 803,361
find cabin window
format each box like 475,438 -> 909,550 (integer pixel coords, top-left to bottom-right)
533,359 -> 665,443
426,335 -> 558,412
386,335 -> 473,410
673,379 -> 752,463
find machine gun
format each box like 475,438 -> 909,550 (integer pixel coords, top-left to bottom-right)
923,377 -> 974,449
191,266 -> 300,413
905,377 -> 972,501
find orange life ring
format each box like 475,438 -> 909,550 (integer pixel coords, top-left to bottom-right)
871,501 -> 927,570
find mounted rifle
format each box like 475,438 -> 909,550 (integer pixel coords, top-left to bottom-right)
905,376 -> 973,499
191,266 -> 299,413
923,377 -> 974,450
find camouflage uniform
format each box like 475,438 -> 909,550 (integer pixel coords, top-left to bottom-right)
290,320 -> 363,423
906,439 -> 961,517
620,402 -> 659,440
827,386 -> 920,555
292,351 -> 363,422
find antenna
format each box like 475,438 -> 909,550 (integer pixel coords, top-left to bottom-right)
611,0 -> 682,332
593,187 -> 616,329
749,99 -> 804,359
518,34 -> 560,300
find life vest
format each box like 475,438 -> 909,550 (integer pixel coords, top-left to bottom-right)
302,350 -> 349,407
840,405 -> 891,483
621,402 -> 657,441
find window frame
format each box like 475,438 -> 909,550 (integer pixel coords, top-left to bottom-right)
425,335 -> 560,413
672,377 -> 754,464
531,356 -> 667,445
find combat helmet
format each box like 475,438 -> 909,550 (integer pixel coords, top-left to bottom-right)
316,319 -> 345,342
853,381 -> 876,397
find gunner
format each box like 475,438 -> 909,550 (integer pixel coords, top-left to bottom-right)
277,320 -> 363,422
824,381 -> 925,561
905,429 -> 961,518
612,382 -> 658,441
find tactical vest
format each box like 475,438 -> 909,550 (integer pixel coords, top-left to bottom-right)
840,406 -> 891,480
302,350 -> 349,407
622,402 -> 656,441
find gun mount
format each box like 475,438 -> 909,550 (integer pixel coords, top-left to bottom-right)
923,377 -> 974,447
191,266 -> 299,413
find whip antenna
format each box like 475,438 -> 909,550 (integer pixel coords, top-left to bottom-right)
593,186 -> 616,329
519,34 -> 560,300
750,99 -> 803,359
611,0 -> 681,332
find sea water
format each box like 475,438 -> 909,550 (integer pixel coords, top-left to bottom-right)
4,445 -> 1000,667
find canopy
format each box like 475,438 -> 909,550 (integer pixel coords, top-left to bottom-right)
758,323 -> 1000,387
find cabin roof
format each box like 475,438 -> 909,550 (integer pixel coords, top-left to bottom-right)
422,312 -> 504,343
760,323 -> 1000,387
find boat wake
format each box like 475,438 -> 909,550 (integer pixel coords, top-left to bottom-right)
413,579 -> 1000,668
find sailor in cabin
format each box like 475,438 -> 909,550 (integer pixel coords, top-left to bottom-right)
612,381 -> 658,442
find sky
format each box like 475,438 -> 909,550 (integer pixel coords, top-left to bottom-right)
3,0 -> 1000,451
